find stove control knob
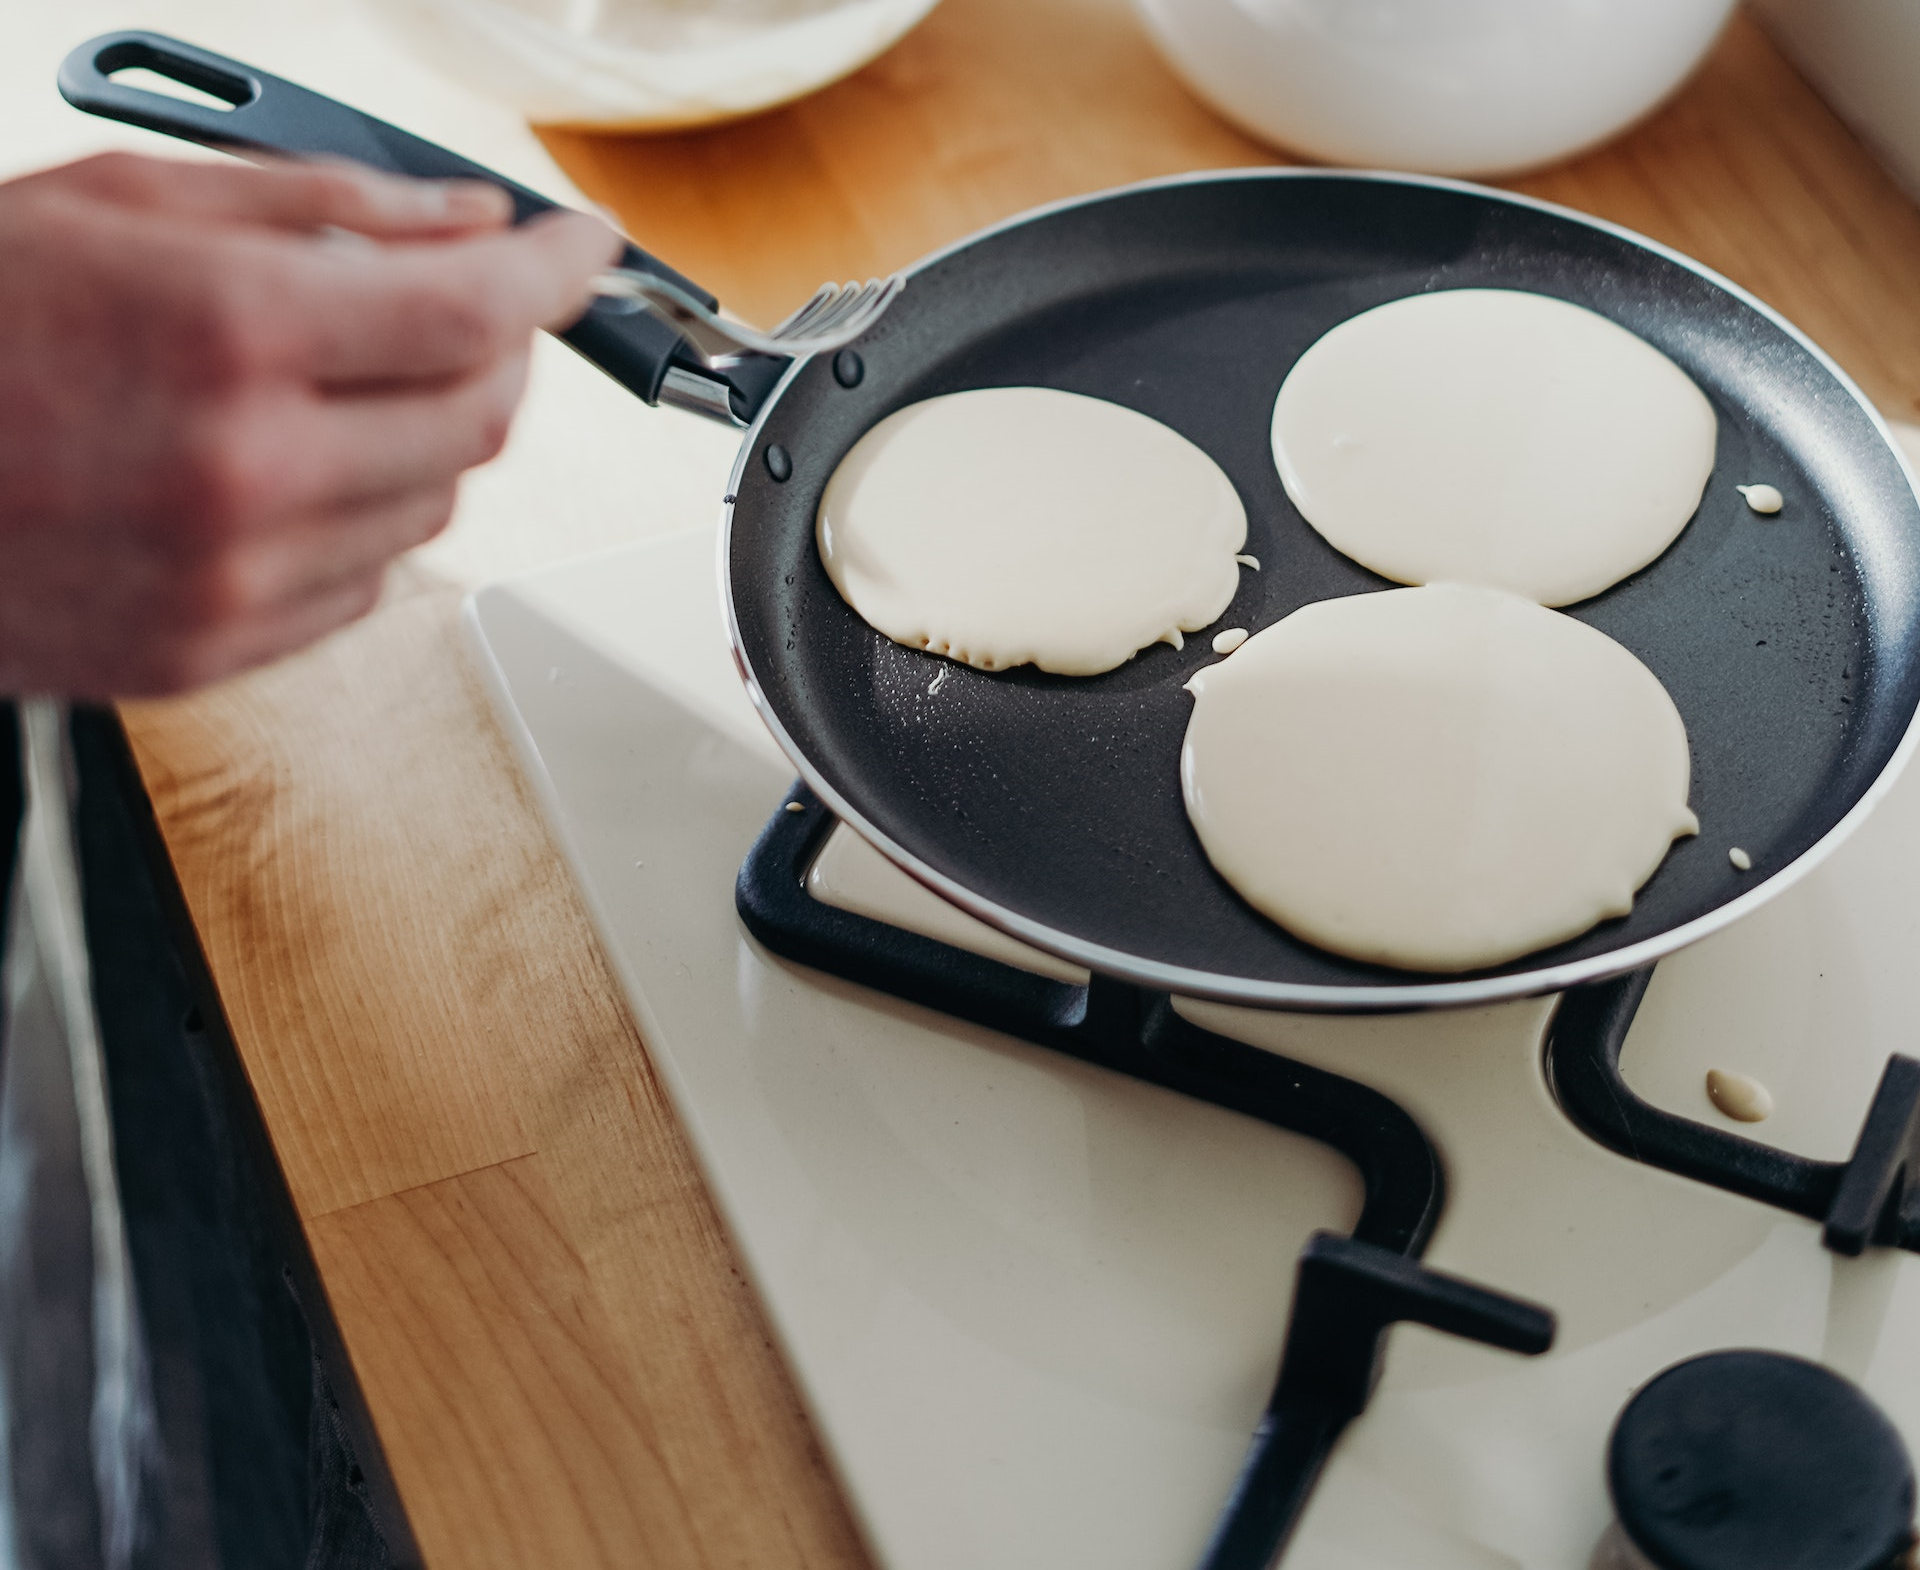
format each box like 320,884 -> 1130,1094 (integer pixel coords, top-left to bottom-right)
1605,1350 -> 1915,1570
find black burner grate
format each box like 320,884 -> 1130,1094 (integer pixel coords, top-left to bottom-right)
736,788 -> 1555,1569
1546,970 -> 1920,1258
740,793 -> 1920,1564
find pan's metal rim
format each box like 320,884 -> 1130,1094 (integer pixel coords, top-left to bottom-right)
717,165 -> 1920,1014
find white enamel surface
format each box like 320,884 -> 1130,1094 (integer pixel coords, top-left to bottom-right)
364,0 -> 944,129
818,388 -> 1248,675
1271,290 -> 1718,607
1129,0 -> 1736,176
469,523 -> 1920,1570
1182,584 -> 1697,972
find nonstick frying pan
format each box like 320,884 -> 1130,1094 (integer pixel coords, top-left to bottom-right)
64,33 -> 1920,1013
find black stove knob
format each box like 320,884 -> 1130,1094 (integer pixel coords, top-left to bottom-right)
1607,1350 -> 1915,1570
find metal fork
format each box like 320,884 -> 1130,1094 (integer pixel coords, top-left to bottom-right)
591,267 -> 904,364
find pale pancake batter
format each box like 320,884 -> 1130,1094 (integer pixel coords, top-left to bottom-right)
818,388 -> 1247,676
1181,583 -> 1698,972
1706,1069 -> 1773,1123
1271,290 -> 1718,606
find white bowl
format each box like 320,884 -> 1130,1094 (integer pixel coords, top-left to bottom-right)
1131,0 -> 1738,177
365,0 -> 944,129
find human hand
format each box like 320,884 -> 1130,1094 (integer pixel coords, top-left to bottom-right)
0,152 -> 620,697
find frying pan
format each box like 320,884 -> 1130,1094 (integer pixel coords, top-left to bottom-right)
63,33 -> 1920,1013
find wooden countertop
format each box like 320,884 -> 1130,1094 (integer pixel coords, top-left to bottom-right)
121,6 -> 1920,1566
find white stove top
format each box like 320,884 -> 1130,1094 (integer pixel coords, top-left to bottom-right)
465,523 -> 1920,1570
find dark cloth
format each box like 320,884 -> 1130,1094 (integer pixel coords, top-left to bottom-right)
0,705 -> 394,1569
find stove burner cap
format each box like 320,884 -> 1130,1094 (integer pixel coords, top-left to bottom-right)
1608,1350 -> 1915,1570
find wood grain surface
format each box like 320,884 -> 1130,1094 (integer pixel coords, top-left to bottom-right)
543,5 -> 1920,418
128,572 -> 870,1570
122,5 -> 1920,1566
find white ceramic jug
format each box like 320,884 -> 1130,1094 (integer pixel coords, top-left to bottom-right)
1132,0 -> 1738,176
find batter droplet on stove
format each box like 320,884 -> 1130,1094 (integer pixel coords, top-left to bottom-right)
1706,1068 -> 1773,1123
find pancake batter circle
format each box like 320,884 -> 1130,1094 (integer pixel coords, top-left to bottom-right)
1271,289 -> 1718,607
1181,583 -> 1699,972
817,387 -> 1248,676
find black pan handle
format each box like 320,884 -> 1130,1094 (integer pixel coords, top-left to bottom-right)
57,31 -> 783,422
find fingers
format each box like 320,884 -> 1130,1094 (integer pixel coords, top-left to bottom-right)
243,571 -> 389,663
53,150 -> 512,238
131,485 -> 453,694
160,570 -> 389,694
289,349 -> 531,509
44,154 -> 617,387
229,483 -> 461,609
293,209 -> 621,385
163,342 -> 526,543
0,151 -> 586,701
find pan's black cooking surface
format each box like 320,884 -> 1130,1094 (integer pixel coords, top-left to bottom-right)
729,174 -> 1920,1000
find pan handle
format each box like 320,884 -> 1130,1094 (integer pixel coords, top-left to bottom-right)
56,31 -> 783,424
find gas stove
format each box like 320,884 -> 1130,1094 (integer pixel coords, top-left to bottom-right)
465,522 -> 1920,1570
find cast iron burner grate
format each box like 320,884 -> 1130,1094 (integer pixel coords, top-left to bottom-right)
738,787 -> 1554,1569
1546,971 -> 1920,1258
736,788 -> 1920,1567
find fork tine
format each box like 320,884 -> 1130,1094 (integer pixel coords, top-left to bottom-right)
825,285 -> 885,336
795,285 -> 853,331
769,275 -> 906,351
793,282 -> 862,336
795,293 -> 841,335
775,289 -> 829,335
772,282 -> 844,338
589,266 -> 902,366
808,279 -> 890,338
780,299 -> 839,339
838,280 -> 885,321
850,275 -> 902,325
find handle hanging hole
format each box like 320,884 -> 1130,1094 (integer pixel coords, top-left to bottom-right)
105,65 -> 240,111
96,40 -> 256,110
